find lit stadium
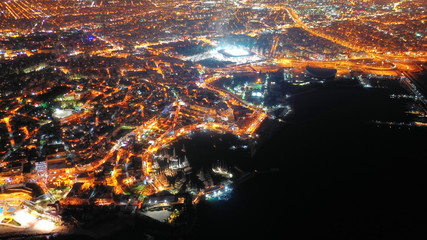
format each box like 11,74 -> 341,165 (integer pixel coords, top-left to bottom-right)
219,48 -> 254,57
183,46 -> 264,66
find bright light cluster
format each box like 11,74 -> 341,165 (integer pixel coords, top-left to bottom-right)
13,210 -> 36,227
52,109 -> 73,119
223,48 -> 250,57
34,219 -> 55,231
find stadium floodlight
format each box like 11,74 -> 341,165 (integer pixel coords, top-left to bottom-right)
223,48 -> 250,57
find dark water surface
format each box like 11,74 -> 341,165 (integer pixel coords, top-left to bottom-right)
190,85 -> 427,239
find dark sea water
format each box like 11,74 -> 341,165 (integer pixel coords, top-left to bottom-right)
189,84 -> 427,240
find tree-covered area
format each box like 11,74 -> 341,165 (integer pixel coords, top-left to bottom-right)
196,58 -> 233,68
0,53 -> 55,76
150,40 -> 213,56
174,41 -> 213,56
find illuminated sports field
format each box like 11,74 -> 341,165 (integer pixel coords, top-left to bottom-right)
183,46 -> 263,65
219,48 -> 254,57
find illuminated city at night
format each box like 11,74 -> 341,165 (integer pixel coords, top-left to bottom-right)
0,0 -> 426,239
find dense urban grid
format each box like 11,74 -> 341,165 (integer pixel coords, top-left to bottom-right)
0,0 -> 426,238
